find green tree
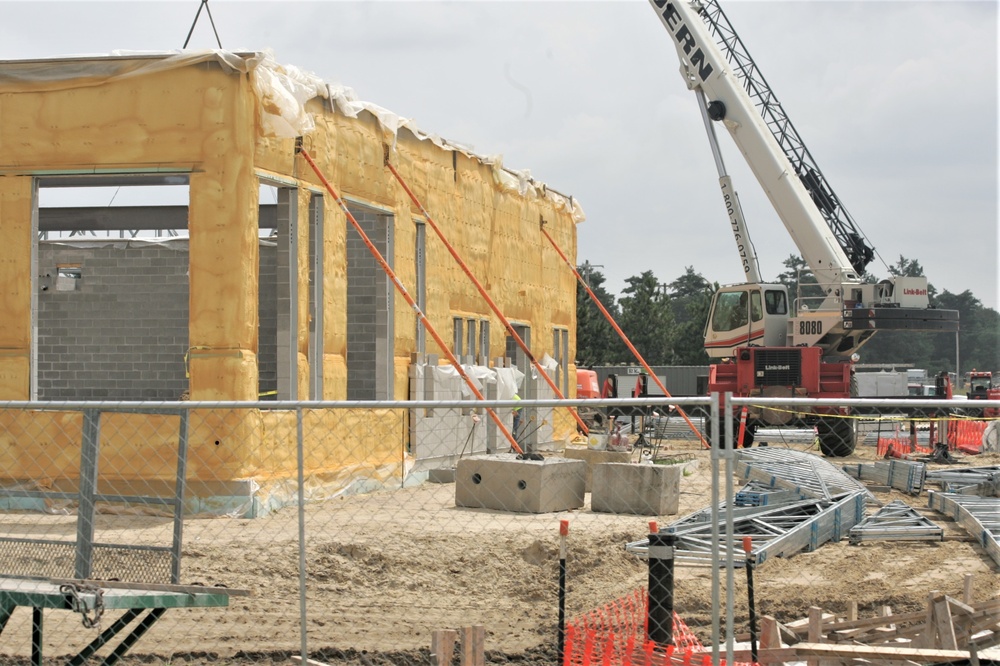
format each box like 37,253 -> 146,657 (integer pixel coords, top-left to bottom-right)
617,270 -> 675,365
933,290 -> 1000,377
666,267 -> 714,365
574,264 -> 622,365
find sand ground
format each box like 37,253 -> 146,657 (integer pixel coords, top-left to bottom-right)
1,439 -> 997,665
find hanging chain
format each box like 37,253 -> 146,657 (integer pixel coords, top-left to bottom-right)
60,583 -> 105,629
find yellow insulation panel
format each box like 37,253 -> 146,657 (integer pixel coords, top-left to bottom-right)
0,52 -> 582,479
187,352 -> 258,402
258,408 -> 403,480
0,410 -> 83,481
0,65 -> 237,169
0,409 -> 265,483
0,176 -> 32,399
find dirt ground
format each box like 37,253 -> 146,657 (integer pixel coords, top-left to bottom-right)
2,438 -> 999,665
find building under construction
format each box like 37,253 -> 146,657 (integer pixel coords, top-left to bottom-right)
0,51 -> 583,508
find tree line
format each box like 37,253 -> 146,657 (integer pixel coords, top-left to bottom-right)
576,255 -> 1000,377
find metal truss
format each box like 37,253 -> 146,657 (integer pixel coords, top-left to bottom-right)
625,491 -> 866,568
926,465 -> 1000,497
734,480 -> 805,507
734,448 -> 876,503
928,491 -> 1000,567
848,500 -> 943,545
841,459 -> 926,495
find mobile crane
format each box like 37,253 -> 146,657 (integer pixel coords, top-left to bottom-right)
650,0 -> 959,455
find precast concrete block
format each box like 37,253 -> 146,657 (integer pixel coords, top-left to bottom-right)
591,463 -> 681,515
562,447 -> 632,492
455,454 -> 586,513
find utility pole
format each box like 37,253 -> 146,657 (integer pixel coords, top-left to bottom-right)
577,261 -> 604,288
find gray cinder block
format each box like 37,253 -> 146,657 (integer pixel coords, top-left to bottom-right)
455,454 -> 586,513
591,463 -> 681,516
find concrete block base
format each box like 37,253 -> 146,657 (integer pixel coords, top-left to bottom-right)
455,454 -> 586,513
428,467 -> 456,484
562,447 -> 633,492
591,463 -> 682,515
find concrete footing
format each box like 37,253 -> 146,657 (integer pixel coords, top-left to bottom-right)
562,447 -> 632,492
591,463 -> 682,515
455,454 -> 586,513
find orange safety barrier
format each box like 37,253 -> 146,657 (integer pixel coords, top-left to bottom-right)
876,438 -> 932,458
563,588 -> 750,666
947,420 -> 988,454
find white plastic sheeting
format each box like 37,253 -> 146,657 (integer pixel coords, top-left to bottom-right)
0,49 -> 585,223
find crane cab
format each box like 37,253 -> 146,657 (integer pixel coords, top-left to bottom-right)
704,283 -> 788,358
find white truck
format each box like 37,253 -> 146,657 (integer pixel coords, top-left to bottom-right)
649,0 -> 959,455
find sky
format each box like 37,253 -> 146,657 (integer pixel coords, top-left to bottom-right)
2,0 -> 997,310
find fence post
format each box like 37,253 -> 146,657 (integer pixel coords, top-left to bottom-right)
75,408 -> 101,580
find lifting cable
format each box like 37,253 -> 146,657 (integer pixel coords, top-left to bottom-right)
540,223 -> 711,449
383,148 -> 591,436
182,0 -> 223,50
297,146 -> 523,455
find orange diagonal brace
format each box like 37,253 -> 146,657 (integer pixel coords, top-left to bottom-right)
540,224 -> 710,449
298,147 -> 523,454
384,150 -> 590,436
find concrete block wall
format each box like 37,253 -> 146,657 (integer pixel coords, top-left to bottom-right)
346,207 -> 382,400
258,241 -> 277,399
408,355 -> 490,469
524,375 -> 556,452
37,239 -> 281,402
37,241 -> 190,400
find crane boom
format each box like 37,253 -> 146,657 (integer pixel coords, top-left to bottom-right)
650,0 -> 958,360
653,0 -> 861,298
696,0 -> 875,277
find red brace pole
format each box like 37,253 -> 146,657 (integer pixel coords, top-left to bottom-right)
298,147 -> 523,454
540,223 -> 710,448
384,149 -> 590,436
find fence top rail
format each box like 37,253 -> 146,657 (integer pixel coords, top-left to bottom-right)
0,397 -> 706,410
0,395 -> 992,410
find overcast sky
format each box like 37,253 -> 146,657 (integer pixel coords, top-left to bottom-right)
2,0 -> 997,309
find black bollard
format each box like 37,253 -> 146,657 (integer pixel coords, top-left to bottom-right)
743,536 -> 758,664
647,530 -> 676,645
558,519 -> 568,663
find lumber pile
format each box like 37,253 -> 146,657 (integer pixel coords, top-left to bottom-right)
723,589 -> 1000,665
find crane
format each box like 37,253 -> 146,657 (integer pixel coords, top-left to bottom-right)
650,0 -> 959,455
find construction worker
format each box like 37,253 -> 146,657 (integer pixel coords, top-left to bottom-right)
512,393 -> 522,435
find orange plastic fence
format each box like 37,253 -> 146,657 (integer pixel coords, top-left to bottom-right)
948,420 -> 987,454
563,588 -> 750,666
876,438 -> 931,458
877,419 -> 989,458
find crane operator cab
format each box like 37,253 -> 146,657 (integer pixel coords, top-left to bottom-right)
704,283 -> 788,358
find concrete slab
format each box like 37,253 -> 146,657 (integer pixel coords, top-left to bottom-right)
562,447 -> 633,492
591,463 -> 682,516
455,454 -> 586,513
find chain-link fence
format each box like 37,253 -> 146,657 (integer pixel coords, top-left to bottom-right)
0,396 -> 998,665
